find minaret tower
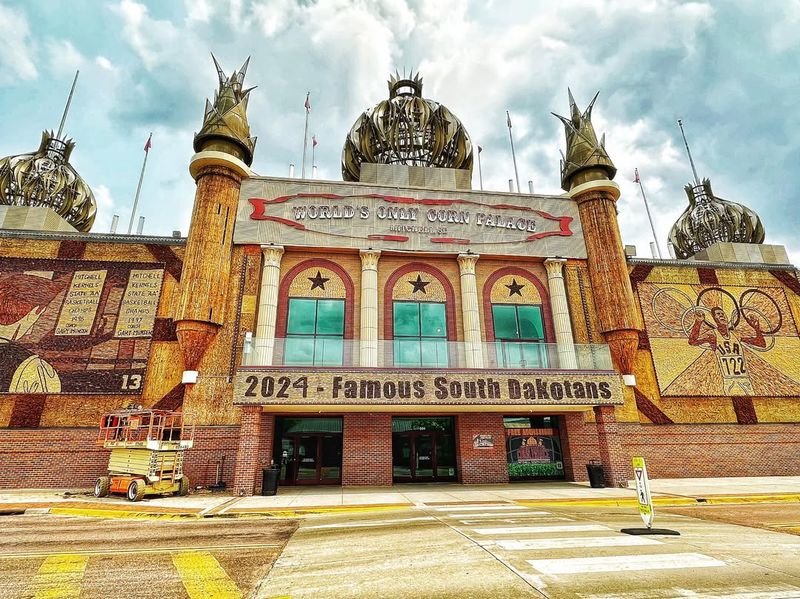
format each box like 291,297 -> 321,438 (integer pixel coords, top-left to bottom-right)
553,91 -> 641,383
176,56 -> 257,380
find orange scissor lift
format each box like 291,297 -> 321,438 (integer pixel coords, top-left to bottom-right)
95,409 -> 194,501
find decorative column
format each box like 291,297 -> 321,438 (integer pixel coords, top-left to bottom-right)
544,258 -> 578,369
359,249 -> 381,367
253,245 -> 284,366
593,405 -> 629,487
457,252 -> 483,368
554,91 -> 641,385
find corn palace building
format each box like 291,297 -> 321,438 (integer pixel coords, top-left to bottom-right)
1,60 -> 799,494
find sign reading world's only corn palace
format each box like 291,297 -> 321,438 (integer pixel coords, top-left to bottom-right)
234,178 -> 588,258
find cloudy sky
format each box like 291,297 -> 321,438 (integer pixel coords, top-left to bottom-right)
1,0 -> 798,262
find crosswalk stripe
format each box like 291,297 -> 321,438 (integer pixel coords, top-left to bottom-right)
472,524 -> 608,535
31,553 -> 88,599
528,552 -> 725,575
447,511 -> 551,518
496,536 -> 662,550
172,551 -> 242,599
305,516 -> 436,529
432,505 -> 526,512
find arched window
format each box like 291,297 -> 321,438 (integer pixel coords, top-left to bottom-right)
483,268 -> 554,369
384,264 -> 456,368
276,259 -> 354,366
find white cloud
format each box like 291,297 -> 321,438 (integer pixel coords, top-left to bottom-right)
95,56 -> 117,72
0,4 -> 38,82
46,39 -> 84,75
92,184 -> 118,234
110,0 -> 182,70
184,0 -> 214,23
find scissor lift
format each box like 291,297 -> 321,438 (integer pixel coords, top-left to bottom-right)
95,409 -> 194,501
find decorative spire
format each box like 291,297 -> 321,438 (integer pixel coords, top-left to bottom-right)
194,55 -> 257,166
552,90 -> 616,192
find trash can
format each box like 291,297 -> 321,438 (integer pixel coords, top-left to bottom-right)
262,466 -> 280,496
586,461 -> 605,488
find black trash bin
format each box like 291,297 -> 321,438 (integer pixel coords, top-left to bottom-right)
262,466 -> 280,496
586,461 -> 605,488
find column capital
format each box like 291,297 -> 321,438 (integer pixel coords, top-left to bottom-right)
544,257 -> 567,276
260,244 -> 285,266
359,248 -> 381,269
457,252 -> 480,275
567,179 -> 620,202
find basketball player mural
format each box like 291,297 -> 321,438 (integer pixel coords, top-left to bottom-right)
645,283 -> 800,397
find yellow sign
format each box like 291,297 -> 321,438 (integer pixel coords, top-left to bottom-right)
234,369 -> 623,407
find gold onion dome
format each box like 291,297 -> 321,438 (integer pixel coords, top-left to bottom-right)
342,71 -> 473,181
0,131 -> 96,232
669,178 -> 765,259
194,55 -> 257,166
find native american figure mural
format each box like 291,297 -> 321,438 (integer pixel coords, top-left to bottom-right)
640,282 -> 800,397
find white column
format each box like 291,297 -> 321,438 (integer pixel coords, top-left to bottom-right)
254,244 -> 284,366
544,257 -> 578,369
457,252 -> 483,368
359,249 -> 381,367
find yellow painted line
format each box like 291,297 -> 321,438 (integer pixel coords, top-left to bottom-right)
0,543 -> 282,560
173,551 -> 242,599
230,504 -> 411,518
49,507 -> 198,520
30,554 -> 88,599
515,494 -> 800,509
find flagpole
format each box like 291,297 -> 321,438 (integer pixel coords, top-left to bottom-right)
311,135 -> 316,170
635,168 -> 663,259
301,92 -> 310,179
57,70 -> 79,139
506,111 -> 520,193
127,133 -> 151,235
477,146 -> 484,191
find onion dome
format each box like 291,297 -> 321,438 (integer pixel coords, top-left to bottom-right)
0,131 -> 96,232
668,178 -> 765,259
552,90 -> 616,191
342,71 -> 473,181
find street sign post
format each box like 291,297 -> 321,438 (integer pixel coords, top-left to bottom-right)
632,456 -> 654,529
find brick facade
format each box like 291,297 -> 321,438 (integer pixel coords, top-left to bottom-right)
342,413 -> 393,486
455,413 -> 509,484
594,405 -> 630,486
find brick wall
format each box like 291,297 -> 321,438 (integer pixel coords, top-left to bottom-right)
559,412 -> 596,482
342,413 -> 392,486
620,422 -> 800,478
455,413 -> 509,484
182,426 -> 239,489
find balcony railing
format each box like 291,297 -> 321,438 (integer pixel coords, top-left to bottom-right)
240,337 -> 613,371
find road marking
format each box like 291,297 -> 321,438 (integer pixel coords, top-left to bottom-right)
446,511 -> 552,518
432,505 -> 527,512
305,516 -> 436,529
471,524 -> 609,535
461,517 -> 572,525
496,536 -> 662,550
0,542 -> 283,560
31,553 -> 88,599
173,551 -> 242,599
528,552 -> 725,575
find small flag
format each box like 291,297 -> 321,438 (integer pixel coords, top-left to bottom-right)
312,134 -> 318,147
304,92 -> 311,111
477,145 -> 483,153
634,168 -> 640,183
506,111 -> 512,128
143,133 -> 152,153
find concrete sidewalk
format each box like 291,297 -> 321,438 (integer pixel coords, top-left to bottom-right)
1,476 -> 799,516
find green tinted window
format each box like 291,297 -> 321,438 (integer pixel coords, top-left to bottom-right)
393,302 -> 420,336
518,305 -> 544,340
492,305 -> 518,339
393,301 -> 448,367
285,298 -> 345,366
492,303 -> 547,368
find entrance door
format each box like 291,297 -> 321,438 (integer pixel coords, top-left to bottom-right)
392,430 -> 456,482
281,433 -> 342,485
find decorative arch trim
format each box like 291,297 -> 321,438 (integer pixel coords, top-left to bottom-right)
482,266 -> 555,344
383,262 -> 457,341
275,258 -> 355,340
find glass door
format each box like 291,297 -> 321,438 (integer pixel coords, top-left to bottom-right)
414,433 -> 435,480
392,433 -> 413,481
296,435 -> 319,484
392,429 -> 457,483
